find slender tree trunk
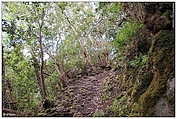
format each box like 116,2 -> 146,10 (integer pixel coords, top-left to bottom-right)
45,51 -> 67,88
2,45 -> 4,79
31,56 -> 43,99
39,25 -> 47,100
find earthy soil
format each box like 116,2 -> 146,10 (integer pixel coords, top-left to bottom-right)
45,66 -> 113,117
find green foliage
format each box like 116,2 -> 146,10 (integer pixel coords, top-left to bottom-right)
101,92 -> 112,101
46,71 -> 59,99
98,2 -> 122,15
107,96 -> 129,116
4,49 -> 39,111
114,22 -> 143,48
129,55 -> 148,67
108,3 -> 122,14
57,2 -> 67,10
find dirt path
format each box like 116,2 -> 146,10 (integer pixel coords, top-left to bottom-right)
71,71 -> 110,116
47,69 -> 112,117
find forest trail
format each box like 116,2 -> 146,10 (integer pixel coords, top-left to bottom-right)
2,2 -> 174,117
46,67 -> 113,117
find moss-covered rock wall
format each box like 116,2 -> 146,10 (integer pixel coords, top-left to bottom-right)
102,3 -> 174,117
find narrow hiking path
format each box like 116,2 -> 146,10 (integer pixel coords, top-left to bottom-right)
71,71 -> 108,116
45,67 -> 114,117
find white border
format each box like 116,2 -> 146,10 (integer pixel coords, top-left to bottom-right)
0,0 -> 176,2
0,1 -> 176,119
0,1 -> 2,118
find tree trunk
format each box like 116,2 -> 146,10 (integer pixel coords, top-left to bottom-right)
31,56 -> 43,99
2,45 -> 4,79
39,24 -> 47,100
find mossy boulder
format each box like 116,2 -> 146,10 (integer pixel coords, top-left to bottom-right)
133,30 -> 174,116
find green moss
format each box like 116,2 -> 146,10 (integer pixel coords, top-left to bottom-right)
131,71 -> 153,101
133,30 -> 174,116
162,10 -> 172,19
137,72 -> 167,115
101,92 -> 111,101
166,95 -> 175,105
106,96 -> 129,117
128,55 -> 148,67
93,110 -> 105,117
102,30 -> 174,116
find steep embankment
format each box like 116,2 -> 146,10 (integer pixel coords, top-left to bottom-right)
98,3 -> 175,117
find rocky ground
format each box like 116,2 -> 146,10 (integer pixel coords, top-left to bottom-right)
41,65 -> 114,117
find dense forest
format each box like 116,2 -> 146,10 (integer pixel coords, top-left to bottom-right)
2,2 -> 175,117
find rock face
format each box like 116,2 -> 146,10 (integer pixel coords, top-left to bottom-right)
154,78 -> 175,116
101,3 -> 175,117
135,30 -> 175,116
127,3 -> 174,117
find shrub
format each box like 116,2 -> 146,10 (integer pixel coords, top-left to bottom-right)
128,55 -> 148,67
113,22 -> 143,48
